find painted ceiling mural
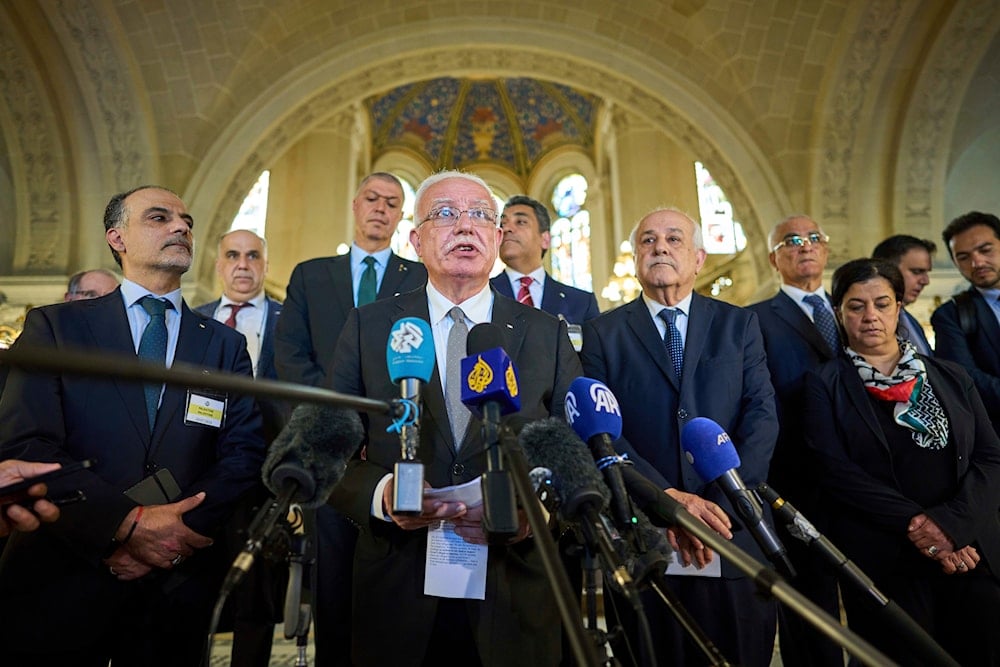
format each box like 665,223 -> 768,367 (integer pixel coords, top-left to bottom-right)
366,77 -> 599,177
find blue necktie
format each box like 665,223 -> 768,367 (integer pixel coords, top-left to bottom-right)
803,294 -> 840,354
657,308 -> 684,380
357,256 -> 377,306
138,296 -> 170,429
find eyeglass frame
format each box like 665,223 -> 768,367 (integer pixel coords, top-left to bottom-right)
771,231 -> 830,254
418,205 -> 498,228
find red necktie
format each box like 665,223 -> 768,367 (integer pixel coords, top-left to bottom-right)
517,276 -> 534,307
224,303 -> 249,328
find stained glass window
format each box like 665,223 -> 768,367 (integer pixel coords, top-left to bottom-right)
230,170 -> 270,235
549,174 -> 592,291
695,161 -> 746,254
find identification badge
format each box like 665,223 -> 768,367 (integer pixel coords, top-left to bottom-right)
184,390 -> 227,428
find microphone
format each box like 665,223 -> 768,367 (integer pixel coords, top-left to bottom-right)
681,417 -> 796,578
223,403 -> 364,595
564,377 -> 637,534
519,417 -> 638,593
461,323 -> 520,542
385,317 -> 435,514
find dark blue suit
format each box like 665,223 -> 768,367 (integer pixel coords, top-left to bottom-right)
931,288 -> 1000,436
0,290 -> 265,664
274,250 -> 426,666
900,308 -> 933,356
581,293 -> 778,667
491,272 -> 599,324
748,290 -> 844,666
196,296 -> 282,381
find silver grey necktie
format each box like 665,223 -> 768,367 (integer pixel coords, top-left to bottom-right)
445,307 -> 470,447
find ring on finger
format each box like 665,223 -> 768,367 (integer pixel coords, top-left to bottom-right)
109,566 -> 119,576
171,554 -> 183,566
957,562 -> 967,570
927,545 -> 939,556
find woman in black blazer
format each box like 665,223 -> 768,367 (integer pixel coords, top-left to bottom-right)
804,258 -> 1000,666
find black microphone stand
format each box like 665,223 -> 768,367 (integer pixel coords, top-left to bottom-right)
758,483 -> 960,667
283,526 -> 313,667
498,424 -> 604,666
480,401 -> 519,542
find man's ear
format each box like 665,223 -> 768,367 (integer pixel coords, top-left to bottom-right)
106,227 -> 125,255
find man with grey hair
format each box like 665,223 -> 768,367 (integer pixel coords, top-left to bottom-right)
329,170 -> 581,666
274,172 -> 427,666
582,207 -> 779,667
64,267 -> 119,301
748,214 -> 844,666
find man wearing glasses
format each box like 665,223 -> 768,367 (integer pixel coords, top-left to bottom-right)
747,214 -> 844,667
328,171 -> 581,666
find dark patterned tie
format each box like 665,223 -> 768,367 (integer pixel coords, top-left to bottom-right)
803,294 -> 841,354
517,276 -> 534,307
357,256 -> 377,306
138,296 -> 170,429
224,302 -> 249,328
445,307 -> 470,447
657,308 -> 684,380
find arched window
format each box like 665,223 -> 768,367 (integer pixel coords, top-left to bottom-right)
695,161 -> 746,254
549,173 -> 592,291
390,177 -> 419,261
230,170 -> 270,235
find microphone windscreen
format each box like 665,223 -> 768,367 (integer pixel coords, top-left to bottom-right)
263,403 -> 365,508
565,377 -> 623,441
386,317 -> 435,383
681,417 -> 741,484
466,322 -> 506,355
519,417 -> 610,520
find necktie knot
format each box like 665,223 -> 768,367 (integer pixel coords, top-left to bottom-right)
657,308 -> 684,379
803,294 -> 841,354
358,256 -> 378,306
517,276 -> 534,307
224,302 -> 250,328
140,296 -> 167,318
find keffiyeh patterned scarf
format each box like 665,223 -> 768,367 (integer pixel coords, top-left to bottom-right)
847,339 -> 949,450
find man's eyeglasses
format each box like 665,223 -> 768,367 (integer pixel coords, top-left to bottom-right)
772,232 -> 829,253
420,206 -> 497,227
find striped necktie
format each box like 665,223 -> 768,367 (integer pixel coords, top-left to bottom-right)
517,276 -> 534,307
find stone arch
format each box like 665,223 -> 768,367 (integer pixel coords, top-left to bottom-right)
186,25 -> 793,291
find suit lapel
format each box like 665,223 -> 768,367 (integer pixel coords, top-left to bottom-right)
772,291 -> 833,359
380,254 -> 419,298
539,277 -> 565,314
85,293 -> 150,444
975,293 -> 1000,358
490,274 -> 515,300
330,254 -> 356,317
840,357 -> 889,450
625,298 -> 677,390
258,297 -> 280,379
683,294 -> 714,387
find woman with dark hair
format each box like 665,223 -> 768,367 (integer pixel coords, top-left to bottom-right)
803,257 -> 1000,665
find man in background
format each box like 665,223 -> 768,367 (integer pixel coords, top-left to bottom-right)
748,214 -> 844,667
274,172 -> 426,665
872,234 -> 936,355
932,210 -> 1000,435
491,195 -> 599,333
196,228 -> 285,667
64,267 -> 119,301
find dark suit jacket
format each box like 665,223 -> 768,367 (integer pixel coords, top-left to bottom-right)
0,290 -> 265,647
748,291 -> 838,510
328,287 -> 582,667
803,355 -> 1000,582
580,293 -> 778,577
900,307 -> 933,356
931,288 -> 1000,434
195,295 -> 282,380
491,271 -> 600,325
275,252 -> 426,388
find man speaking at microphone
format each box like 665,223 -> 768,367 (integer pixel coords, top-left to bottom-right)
0,186 -> 266,666
329,171 -> 581,667
580,207 -> 779,667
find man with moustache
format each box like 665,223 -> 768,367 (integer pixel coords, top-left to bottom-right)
491,195 -> 599,329
932,211 -> 1000,435
274,172 -> 426,665
328,171 -> 581,666
748,215 -> 844,667
196,229 -> 285,667
581,208 -> 778,667
873,234 -> 936,355
0,185 -> 265,666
